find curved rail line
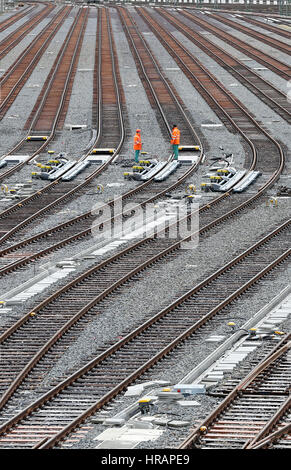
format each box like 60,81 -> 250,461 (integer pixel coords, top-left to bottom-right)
0,5 -> 71,122
209,11 -> 291,55
232,14 -> 291,39
0,3 -> 54,62
180,9 -> 291,81
0,8 -> 126,244
135,5 -> 284,185
0,219 -> 289,448
156,7 -> 291,123
0,3 -> 36,33
0,4 -> 286,280
179,334 -> 291,449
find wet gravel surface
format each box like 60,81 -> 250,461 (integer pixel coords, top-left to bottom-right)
0,5 -> 290,451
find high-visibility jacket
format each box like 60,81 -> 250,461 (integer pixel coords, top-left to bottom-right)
133,133 -> 142,150
171,127 -> 180,145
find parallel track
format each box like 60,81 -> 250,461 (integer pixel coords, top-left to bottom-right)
0,5 -> 288,450
179,335 -> 291,449
0,3 -> 54,62
0,5 -> 203,271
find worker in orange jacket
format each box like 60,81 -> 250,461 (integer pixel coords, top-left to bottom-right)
171,124 -> 180,160
133,129 -> 142,163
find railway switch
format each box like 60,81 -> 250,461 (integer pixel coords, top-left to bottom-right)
26,136 -> 48,141
138,398 -> 154,415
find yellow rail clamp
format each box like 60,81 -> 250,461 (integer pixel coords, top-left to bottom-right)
162,388 -> 171,392
48,150 -> 55,154
30,312 -> 36,317
274,330 -> 285,335
1,184 -> 8,193
10,189 -> 16,193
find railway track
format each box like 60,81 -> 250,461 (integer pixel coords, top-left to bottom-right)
0,5 -> 288,450
0,4 -> 286,283
0,7 -> 127,247
179,9 -> 290,81
179,334 -> 291,449
155,8 -> 291,124
238,15 -> 291,39
135,6 -> 284,180
0,5 -> 203,271
0,4 -> 35,33
0,218 -> 289,448
0,5 -> 71,123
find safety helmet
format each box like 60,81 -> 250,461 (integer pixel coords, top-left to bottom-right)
136,129 -> 141,132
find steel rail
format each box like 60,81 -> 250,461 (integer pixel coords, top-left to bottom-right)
26,8 -> 89,136
0,6 -> 203,247
0,219 -> 289,443
136,6 -> 285,191
247,417 -> 291,449
0,2 -> 54,61
0,6 -> 76,183
0,5 -> 71,120
244,396 -> 291,449
156,7 -> 291,123
179,334 -> 291,449
231,14 -> 291,39
181,9 -> 291,80
0,4 -> 286,276
209,11 -> 291,54
0,222 -> 289,448
0,4 -> 35,33
0,8 -> 127,245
